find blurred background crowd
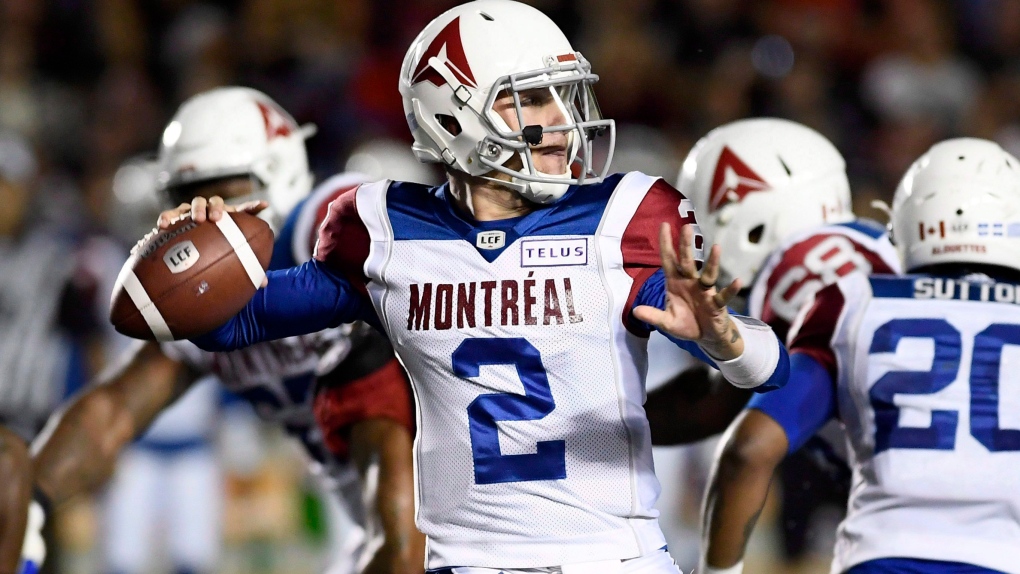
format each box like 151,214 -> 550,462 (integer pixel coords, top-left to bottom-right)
1,0 -> 1018,572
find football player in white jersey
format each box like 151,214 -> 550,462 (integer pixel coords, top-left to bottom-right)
163,3 -> 790,573
644,118 -> 901,447
701,137 -> 1020,574
634,118 -> 900,572
3,87 -> 425,574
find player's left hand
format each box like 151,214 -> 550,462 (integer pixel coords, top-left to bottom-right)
633,223 -> 744,360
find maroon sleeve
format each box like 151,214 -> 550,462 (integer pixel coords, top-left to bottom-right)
760,232 -> 897,342
788,282 -> 846,381
313,358 -> 415,460
619,179 -> 702,335
304,184 -> 361,260
314,186 -> 371,297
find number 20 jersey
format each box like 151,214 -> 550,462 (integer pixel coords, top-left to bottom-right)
316,173 -> 703,569
790,272 -> 1020,573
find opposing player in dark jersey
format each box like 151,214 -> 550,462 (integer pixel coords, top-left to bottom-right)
4,88 -> 424,574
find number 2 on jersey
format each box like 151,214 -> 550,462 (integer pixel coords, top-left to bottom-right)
453,338 -> 567,485
869,319 -> 1020,453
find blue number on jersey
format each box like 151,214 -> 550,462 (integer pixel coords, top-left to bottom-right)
971,324 -> 1020,452
452,338 -> 567,485
870,319 -> 961,453
869,319 -> 1020,453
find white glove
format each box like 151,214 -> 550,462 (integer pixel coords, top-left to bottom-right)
17,500 -> 46,574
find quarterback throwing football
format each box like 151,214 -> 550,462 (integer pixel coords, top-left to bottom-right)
166,2 -> 789,572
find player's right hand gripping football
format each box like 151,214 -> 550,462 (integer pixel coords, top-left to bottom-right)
633,223 -> 744,360
158,196 -> 270,288
157,196 -> 268,229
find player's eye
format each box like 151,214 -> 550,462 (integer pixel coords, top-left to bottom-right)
518,90 -> 551,107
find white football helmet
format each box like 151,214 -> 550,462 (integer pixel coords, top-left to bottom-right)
344,138 -> 441,185
892,137 -> 1020,273
399,0 -> 615,204
157,86 -> 315,230
680,118 -> 853,286
110,155 -> 163,245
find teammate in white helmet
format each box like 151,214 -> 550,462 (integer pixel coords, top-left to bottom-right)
164,3 -> 790,572
344,138 -> 441,185
702,138 -> 1020,574
4,87 -> 424,574
645,118 -> 900,444
626,118 -> 900,573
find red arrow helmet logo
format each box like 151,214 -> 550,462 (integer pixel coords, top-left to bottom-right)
411,16 -> 478,89
256,101 -> 294,141
709,146 -> 771,212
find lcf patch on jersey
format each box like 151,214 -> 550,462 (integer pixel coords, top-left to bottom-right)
314,173 -> 700,569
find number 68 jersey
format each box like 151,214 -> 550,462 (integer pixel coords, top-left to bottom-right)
748,220 -> 901,344
791,272 -> 1020,573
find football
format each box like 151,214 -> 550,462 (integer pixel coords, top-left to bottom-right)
110,212 -> 274,341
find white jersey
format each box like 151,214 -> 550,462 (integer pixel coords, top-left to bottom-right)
790,272 -> 1020,573
316,173 -> 722,568
748,220 -> 901,343
163,175 -> 367,466
163,329 -> 352,459
168,173 -> 386,574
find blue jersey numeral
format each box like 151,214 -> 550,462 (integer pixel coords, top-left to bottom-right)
869,319 -> 961,453
869,319 -> 1020,453
971,324 -> 1020,452
453,338 -> 566,485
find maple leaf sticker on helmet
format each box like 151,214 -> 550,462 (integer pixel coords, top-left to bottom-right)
410,16 -> 478,89
256,101 -> 294,141
709,146 -> 771,212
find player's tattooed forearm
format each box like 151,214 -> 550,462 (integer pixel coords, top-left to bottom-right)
729,322 -> 741,344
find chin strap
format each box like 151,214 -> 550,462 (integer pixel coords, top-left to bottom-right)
478,174 -> 527,195
475,172 -> 571,206
522,179 -> 571,204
